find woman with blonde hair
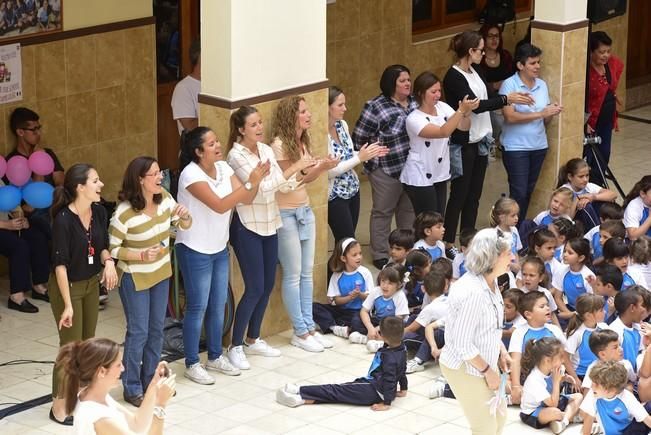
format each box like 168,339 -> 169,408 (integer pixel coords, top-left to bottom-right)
271,95 -> 338,352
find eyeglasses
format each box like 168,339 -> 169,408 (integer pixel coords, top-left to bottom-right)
21,125 -> 42,133
487,34 -> 500,39
473,48 -> 486,56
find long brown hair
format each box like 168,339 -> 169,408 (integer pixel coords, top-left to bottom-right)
50,163 -> 94,219
520,337 -> 563,382
565,293 -> 605,338
270,95 -> 311,162
56,338 -> 121,415
118,156 -> 162,212
624,175 -> 651,208
228,106 -> 259,148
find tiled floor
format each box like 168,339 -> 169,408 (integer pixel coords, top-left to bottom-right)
0,117 -> 649,434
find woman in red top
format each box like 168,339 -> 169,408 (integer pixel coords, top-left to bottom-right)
585,31 -> 624,187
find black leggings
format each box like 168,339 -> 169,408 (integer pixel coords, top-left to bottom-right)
402,181 -> 448,217
444,143 -> 488,244
327,193 -> 360,243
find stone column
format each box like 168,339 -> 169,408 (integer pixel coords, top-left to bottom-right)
197,0 -> 329,336
527,0 -> 589,215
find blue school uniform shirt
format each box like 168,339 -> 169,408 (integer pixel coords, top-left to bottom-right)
413,239 -> 445,261
405,280 -> 424,308
621,273 -> 636,290
580,389 -> 649,435
508,323 -> 566,354
585,225 -> 603,259
566,323 -> 607,377
552,265 -> 595,310
326,266 -> 374,311
362,286 -> 409,321
624,197 -> 651,238
502,314 -> 526,348
609,317 -> 643,371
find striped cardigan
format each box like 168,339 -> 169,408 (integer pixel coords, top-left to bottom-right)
109,189 -> 185,290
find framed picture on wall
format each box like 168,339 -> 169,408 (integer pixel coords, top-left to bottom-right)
0,0 -> 62,42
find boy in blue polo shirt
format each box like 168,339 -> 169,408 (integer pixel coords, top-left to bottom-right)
580,361 -> 651,435
608,287 -> 648,371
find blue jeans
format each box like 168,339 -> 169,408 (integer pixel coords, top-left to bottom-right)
176,243 -> 229,367
119,273 -> 169,397
502,148 -> 548,222
229,213 -> 278,346
278,206 -> 316,336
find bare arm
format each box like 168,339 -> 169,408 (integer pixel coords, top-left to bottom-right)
178,118 -> 198,132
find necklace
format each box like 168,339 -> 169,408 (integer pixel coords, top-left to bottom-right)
485,53 -> 499,66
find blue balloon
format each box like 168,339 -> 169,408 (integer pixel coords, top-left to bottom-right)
0,185 -> 22,212
22,181 -> 54,209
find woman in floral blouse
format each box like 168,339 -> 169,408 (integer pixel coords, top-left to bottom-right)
327,86 -> 388,243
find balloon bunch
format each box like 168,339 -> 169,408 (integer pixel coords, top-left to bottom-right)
0,151 -> 55,212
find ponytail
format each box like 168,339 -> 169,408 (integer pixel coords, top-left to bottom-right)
566,293 -> 604,338
179,127 -> 212,171
624,175 -> 651,208
557,158 -> 589,188
520,337 -> 562,383
404,249 -> 431,293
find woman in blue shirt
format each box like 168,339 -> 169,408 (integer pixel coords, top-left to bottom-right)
500,44 -> 563,222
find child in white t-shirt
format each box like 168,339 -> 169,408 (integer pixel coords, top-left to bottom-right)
489,197 -> 522,274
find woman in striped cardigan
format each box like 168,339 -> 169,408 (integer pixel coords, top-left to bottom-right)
109,156 -> 191,407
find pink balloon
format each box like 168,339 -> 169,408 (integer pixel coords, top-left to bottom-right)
0,155 -> 6,179
28,150 -> 55,176
6,155 -> 31,186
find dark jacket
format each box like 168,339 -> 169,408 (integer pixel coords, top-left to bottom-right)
366,343 -> 408,405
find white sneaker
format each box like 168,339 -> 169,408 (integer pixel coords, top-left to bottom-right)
284,383 -> 301,395
312,332 -> 333,349
275,388 -> 304,407
291,334 -> 324,352
366,340 -> 384,353
405,358 -> 424,374
348,331 -> 368,344
227,345 -> 251,370
550,419 -> 568,434
331,325 -> 349,338
428,379 -> 446,399
244,338 -> 281,357
184,363 -> 215,385
205,355 -> 241,376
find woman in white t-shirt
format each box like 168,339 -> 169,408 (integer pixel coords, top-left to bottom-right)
175,127 -> 269,385
400,71 -> 478,216
57,337 -> 175,435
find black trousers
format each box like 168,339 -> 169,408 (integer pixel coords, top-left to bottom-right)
312,303 -> 360,332
300,378 -> 381,405
350,313 -> 379,335
402,181 -> 448,217
444,143 -> 488,244
328,193 -> 360,243
0,227 -> 50,294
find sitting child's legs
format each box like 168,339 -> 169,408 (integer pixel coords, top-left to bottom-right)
299,380 -> 382,406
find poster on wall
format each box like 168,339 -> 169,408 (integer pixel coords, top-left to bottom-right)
0,43 -> 22,104
0,0 -> 62,42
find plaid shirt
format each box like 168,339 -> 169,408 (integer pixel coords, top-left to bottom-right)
352,95 -> 417,178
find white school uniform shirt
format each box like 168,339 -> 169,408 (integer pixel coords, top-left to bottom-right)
508,323 -> 566,354
609,317 -> 644,370
561,182 -> 603,197
362,286 -> 410,318
532,210 -> 572,226
518,285 -> 558,312
401,104 -> 455,186
565,322 -> 608,374
415,294 -> 448,327
582,359 -> 637,390
580,389 -> 648,435
327,266 -> 375,309
629,262 -> 651,290
624,197 -> 651,231
624,266 -> 648,289
500,226 -> 522,253
414,239 -> 446,261
452,252 -> 466,279
520,367 -> 552,415
551,264 -> 595,308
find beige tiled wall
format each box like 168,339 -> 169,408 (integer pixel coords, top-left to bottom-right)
326,0 -> 530,126
199,88 -> 329,338
0,24 -> 157,201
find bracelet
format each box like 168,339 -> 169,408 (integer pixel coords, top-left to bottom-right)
152,406 -> 167,420
479,364 -> 491,374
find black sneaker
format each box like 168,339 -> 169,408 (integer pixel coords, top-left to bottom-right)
8,298 -> 39,313
49,408 -> 73,426
445,246 -> 459,260
372,258 -> 389,270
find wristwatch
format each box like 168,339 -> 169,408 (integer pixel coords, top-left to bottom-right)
243,181 -> 253,191
153,406 -> 167,420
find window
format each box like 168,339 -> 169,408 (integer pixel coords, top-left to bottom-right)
412,0 -> 532,35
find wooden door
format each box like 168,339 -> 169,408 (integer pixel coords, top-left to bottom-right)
154,0 -> 200,171
627,0 -> 651,86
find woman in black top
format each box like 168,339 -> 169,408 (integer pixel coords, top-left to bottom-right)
442,30 -> 533,255
48,163 -> 117,425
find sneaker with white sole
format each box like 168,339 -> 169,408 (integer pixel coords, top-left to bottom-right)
405,358 -> 424,374
184,363 -> 215,385
291,334 -> 324,352
284,383 -> 301,395
366,340 -> 384,353
348,331 -> 368,344
244,338 -> 281,357
227,345 -> 251,370
549,419 -> 568,434
331,325 -> 349,338
312,332 -> 333,348
275,388 -> 305,408
205,355 -> 241,376
428,379 -> 446,399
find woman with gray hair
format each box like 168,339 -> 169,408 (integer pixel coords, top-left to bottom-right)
434,228 -> 514,435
